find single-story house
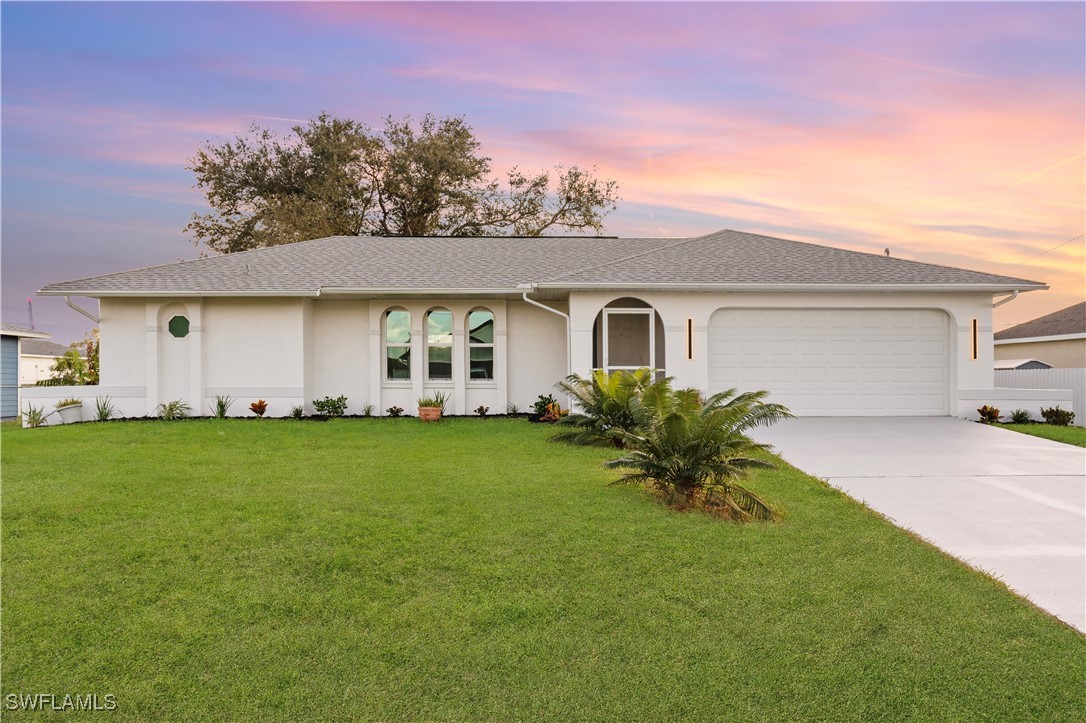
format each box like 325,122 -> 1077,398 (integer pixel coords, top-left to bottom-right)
994,358 -> 1053,371
994,301 -> 1086,368
20,338 -> 81,385
33,229 -> 1069,421
1,322 -> 51,420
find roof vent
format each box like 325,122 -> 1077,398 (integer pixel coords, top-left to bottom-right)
884,248 -> 890,257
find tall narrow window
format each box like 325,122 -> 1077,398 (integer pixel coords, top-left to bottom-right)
467,308 -> 495,380
385,309 -> 411,380
427,309 -> 453,380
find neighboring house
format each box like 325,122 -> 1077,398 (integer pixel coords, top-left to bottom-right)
34,229 -> 1053,420
1,323 -> 51,420
20,339 -> 80,385
994,301 -> 1086,368
994,359 -> 1052,371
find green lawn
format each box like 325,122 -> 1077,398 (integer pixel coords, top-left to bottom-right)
999,422 -> 1086,447
2,419 -> 1083,721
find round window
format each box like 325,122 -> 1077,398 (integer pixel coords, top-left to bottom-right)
168,315 -> 190,338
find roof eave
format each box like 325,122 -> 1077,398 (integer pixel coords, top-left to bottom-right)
532,282 -> 1049,293
37,288 -> 323,298
994,332 -> 1086,345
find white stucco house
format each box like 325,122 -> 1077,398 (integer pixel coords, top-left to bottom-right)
29,229 -> 1071,421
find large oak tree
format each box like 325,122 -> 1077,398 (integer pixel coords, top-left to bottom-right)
186,113 -> 619,253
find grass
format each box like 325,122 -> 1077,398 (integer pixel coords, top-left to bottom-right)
998,422 -> 1086,447
2,418 -> 1084,721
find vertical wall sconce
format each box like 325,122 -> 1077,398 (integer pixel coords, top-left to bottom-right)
971,319 -> 978,360
686,318 -> 694,360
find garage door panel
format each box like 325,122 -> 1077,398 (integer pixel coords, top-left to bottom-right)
709,308 -> 949,416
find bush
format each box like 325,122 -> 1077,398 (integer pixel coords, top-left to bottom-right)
22,404 -> 47,428
605,386 -> 792,521
1009,409 -> 1032,424
475,405 -> 489,416
533,394 -> 557,417
313,395 -> 348,418
386,406 -> 404,417
552,368 -> 664,447
55,398 -> 83,408
93,396 -> 117,422
977,405 -> 1001,424
289,404 -> 305,420
1040,406 -> 1075,426
210,395 -> 235,418
417,391 -> 449,411
250,399 -> 268,417
158,400 -> 192,420
362,404 -> 375,418
506,403 -> 521,414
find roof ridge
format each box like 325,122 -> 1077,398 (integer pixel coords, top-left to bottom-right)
736,229 -> 1045,285
539,232 -> 710,283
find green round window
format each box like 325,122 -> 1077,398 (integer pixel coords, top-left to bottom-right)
168,315 -> 190,338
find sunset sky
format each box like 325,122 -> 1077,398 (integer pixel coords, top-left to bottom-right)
2,1 -> 1083,343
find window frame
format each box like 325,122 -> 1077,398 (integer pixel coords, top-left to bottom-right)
466,307 -> 496,384
383,308 -> 412,383
425,308 -> 454,383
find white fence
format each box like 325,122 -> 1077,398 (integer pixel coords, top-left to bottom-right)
995,368 -> 1084,427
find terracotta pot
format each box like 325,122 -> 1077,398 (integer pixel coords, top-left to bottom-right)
418,406 -> 442,422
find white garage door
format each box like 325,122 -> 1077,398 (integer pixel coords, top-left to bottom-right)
708,308 -> 950,416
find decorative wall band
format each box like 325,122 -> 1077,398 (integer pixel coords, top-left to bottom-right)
204,387 -> 304,397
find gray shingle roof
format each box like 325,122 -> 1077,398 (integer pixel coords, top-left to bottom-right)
0,322 -> 50,338
994,302 -> 1086,340
39,229 -> 1045,297
21,339 -> 76,357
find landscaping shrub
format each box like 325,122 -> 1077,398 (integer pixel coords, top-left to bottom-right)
1040,406 -> 1075,426
606,386 -> 792,520
313,395 -> 348,418
1009,409 -> 1032,424
210,395 -> 235,418
22,404 -> 47,428
93,396 -> 117,422
289,404 -> 305,420
552,368 -> 665,447
157,400 -> 191,420
362,403 -> 375,417
532,394 -> 558,417
386,406 -> 404,417
250,399 -> 268,417
977,405 -> 1001,424
475,405 -> 489,416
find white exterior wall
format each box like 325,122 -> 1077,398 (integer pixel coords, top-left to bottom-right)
79,290 -> 1011,423
568,290 -> 998,417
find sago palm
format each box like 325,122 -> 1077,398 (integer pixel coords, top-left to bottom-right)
606,387 -> 792,521
551,368 -> 668,448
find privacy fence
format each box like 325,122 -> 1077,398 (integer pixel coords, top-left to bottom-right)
995,368 -> 1085,427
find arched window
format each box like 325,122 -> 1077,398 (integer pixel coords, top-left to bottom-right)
384,308 -> 411,380
426,308 -> 453,381
467,308 -> 494,381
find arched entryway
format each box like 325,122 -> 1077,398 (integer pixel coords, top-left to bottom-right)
591,297 -> 665,375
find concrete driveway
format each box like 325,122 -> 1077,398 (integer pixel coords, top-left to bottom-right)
751,417 -> 1086,632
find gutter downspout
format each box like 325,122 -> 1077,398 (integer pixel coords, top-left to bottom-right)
992,290 -> 1019,308
66,296 -> 100,324
521,291 -> 572,379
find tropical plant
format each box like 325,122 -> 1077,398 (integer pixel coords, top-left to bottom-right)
540,402 -> 569,423
55,397 -> 83,408
314,395 -> 348,418
93,396 -> 117,422
157,400 -> 192,420
211,395 -> 235,418
506,403 -> 521,414
22,403 -> 47,428
551,368 -> 666,447
417,391 -> 450,411
605,387 -> 792,521
1009,409 -> 1033,424
977,405 -> 1001,424
289,404 -> 305,419
475,405 -> 489,416
250,399 -> 268,417
533,394 -> 558,417
386,406 -> 404,417
362,403 -> 375,417
1040,406 -> 1075,426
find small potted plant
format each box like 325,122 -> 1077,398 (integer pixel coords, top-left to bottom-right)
55,397 -> 83,424
417,391 -> 449,422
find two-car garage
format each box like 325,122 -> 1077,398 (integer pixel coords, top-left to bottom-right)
707,308 -> 951,416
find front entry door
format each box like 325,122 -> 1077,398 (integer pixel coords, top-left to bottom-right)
603,309 -> 653,372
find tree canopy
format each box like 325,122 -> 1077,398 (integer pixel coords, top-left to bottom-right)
186,113 -> 620,253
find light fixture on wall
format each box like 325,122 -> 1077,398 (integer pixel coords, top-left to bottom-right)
971,319 -> 978,360
686,318 -> 694,360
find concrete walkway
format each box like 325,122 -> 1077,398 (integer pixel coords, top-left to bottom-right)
751,417 -> 1086,632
